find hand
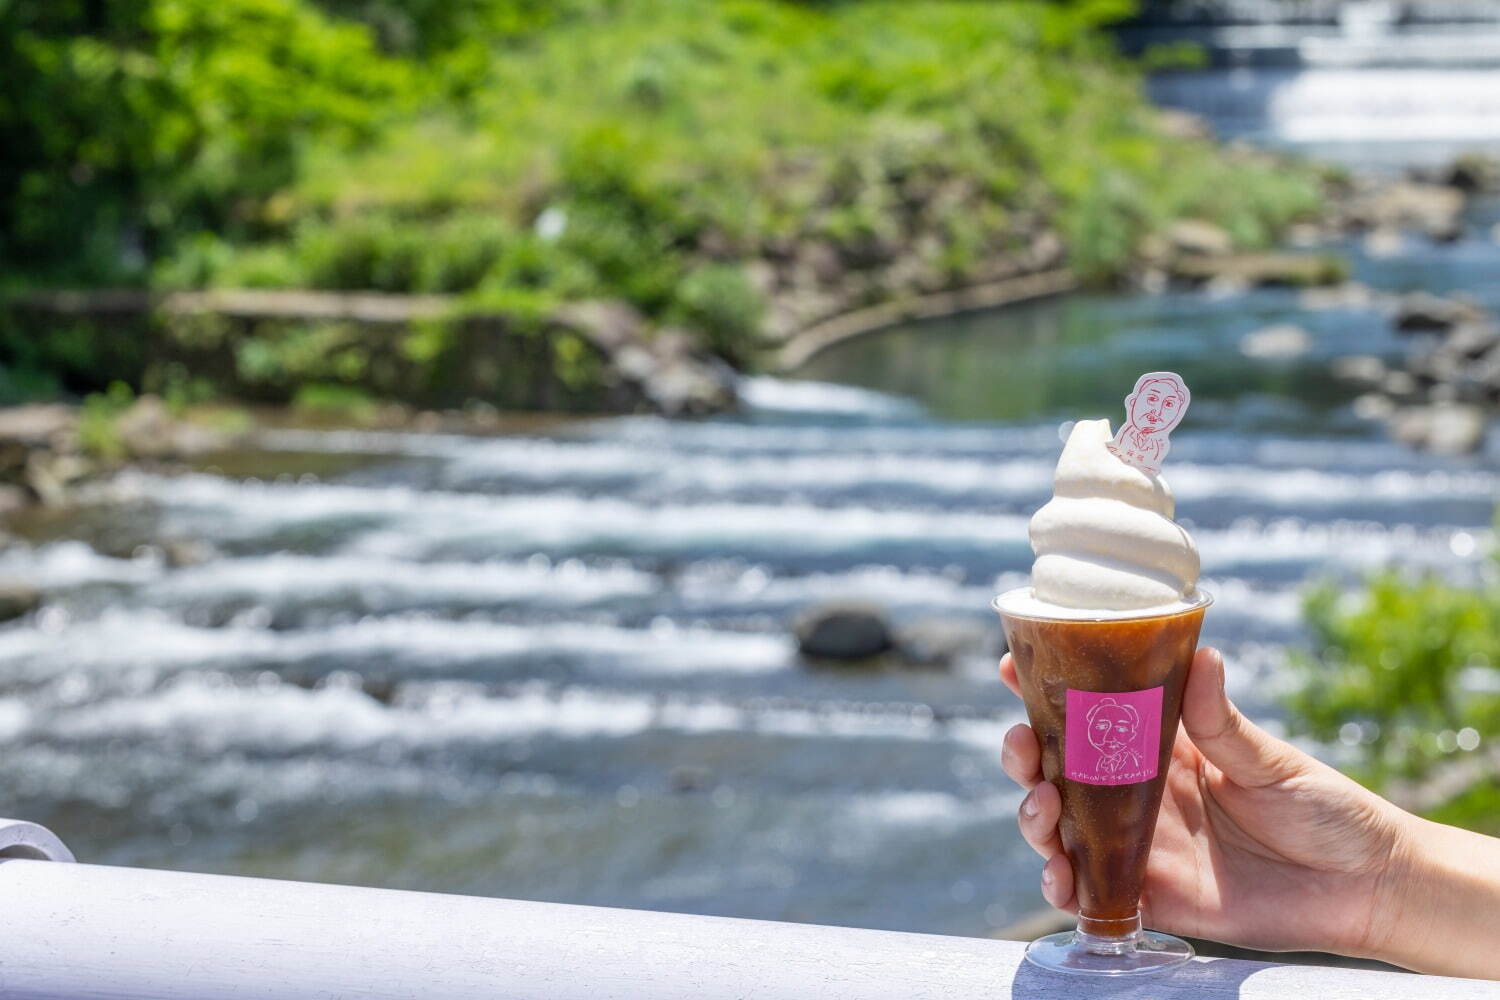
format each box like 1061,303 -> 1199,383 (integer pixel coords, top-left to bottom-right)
998,647 -> 1410,960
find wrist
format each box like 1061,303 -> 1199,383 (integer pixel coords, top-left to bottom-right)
1360,809 -> 1500,978
1349,805 -> 1429,964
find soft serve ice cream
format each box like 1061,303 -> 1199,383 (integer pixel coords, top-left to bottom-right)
1001,372 -> 1201,618
1027,418 -> 1199,613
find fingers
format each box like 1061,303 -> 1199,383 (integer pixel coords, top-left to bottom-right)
1018,779 -> 1064,860
1001,723 -> 1042,789
998,653 -> 1022,697
1181,647 -> 1305,789
1040,853 -> 1076,912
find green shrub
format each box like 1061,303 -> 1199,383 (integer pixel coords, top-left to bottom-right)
669,264 -> 764,364
77,381 -> 136,460
292,382 -> 379,419
1290,537 -> 1500,830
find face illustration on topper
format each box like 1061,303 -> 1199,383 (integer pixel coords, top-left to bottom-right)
1107,371 -> 1190,476
1084,697 -> 1143,776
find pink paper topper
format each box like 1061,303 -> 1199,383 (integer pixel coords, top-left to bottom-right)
1107,371 -> 1190,476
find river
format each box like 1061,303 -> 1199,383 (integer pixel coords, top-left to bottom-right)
2,53 -> 1498,937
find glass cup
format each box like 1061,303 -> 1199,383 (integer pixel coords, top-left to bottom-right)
993,587 -> 1211,976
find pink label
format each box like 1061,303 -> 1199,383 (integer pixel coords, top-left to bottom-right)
1065,687 -> 1163,786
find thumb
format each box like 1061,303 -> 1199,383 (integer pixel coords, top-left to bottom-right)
1181,647 -> 1304,788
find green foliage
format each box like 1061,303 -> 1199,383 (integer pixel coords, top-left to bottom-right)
146,361 -> 219,415
5,0 -> 1323,392
1290,549 -> 1500,829
292,382 -> 378,419
77,381 -> 136,459
1,0 -> 404,283
670,265 -> 765,364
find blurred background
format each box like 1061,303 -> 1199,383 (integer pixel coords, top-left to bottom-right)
0,0 -> 1496,943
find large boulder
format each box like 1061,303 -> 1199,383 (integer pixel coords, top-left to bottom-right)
794,602 -> 895,662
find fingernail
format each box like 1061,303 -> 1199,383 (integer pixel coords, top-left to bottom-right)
1041,867 -> 1054,888
1021,793 -> 1038,819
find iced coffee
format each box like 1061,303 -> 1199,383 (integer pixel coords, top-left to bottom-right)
994,374 -> 1209,976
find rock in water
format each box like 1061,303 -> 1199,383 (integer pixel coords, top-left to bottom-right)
1330,355 -> 1388,388
895,617 -> 999,669
1166,219 -> 1232,258
0,583 -> 41,622
1393,292 -> 1484,333
1353,181 -> 1465,242
1391,404 -> 1488,455
1239,324 -> 1312,359
794,602 -> 894,661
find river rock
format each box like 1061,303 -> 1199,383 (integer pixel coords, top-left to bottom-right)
1331,355 -> 1388,388
1352,393 -> 1396,421
552,301 -> 739,416
795,240 -> 846,289
1393,292 -> 1486,333
112,395 -> 235,459
0,485 -> 28,516
1430,405 -> 1488,455
1381,370 -> 1419,401
1166,219 -> 1232,258
669,765 -> 713,794
1444,324 -> 1500,360
641,353 -> 738,417
1390,403 -> 1488,455
1170,252 -> 1346,288
1239,324 -> 1312,359
1362,227 -> 1404,258
25,451 -> 93,505
0,405 -> 77,448
1444,152 -> 1500,194
1352,181 -> 1465,241
794,602 -> 895,662
894,618 -> 996,669
161,538 -> 216,568
0,583 -> 41,622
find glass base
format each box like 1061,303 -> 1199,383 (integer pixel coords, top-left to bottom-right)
1023,925 -> 1194,977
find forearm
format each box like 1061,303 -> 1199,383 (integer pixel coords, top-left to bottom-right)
1371,813 -> 1500,979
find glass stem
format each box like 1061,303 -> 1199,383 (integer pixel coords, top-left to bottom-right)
1075,911 -> 1143,955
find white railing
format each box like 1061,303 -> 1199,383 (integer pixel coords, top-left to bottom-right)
0,819 -> 1491,999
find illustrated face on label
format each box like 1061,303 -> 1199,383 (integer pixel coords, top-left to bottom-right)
1065,687 -> 1163,786
1108,371 -> 1190,476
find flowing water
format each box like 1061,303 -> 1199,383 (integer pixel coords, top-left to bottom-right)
5,47 -> 1500,937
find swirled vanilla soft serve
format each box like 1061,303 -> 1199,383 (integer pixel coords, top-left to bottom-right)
999,373 -> 1202,619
